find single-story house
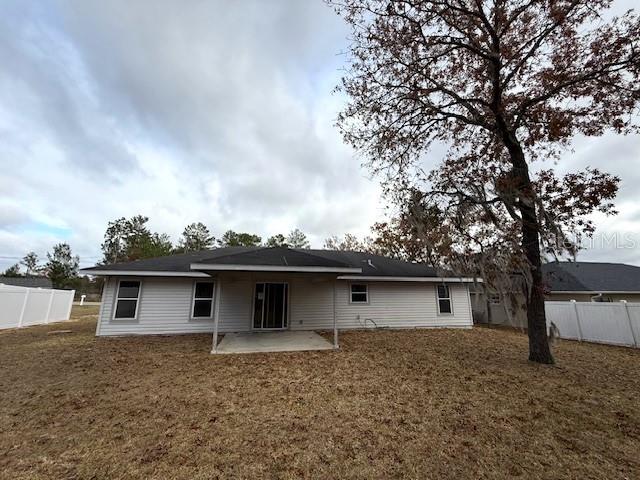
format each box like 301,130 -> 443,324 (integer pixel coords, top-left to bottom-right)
473,261 -> 640,327
0,276 -> 53,289
541,261 -> 640,302
82,247 -> 475,352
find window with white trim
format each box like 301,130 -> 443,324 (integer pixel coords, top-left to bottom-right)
114,280 -> 141,319
437,285 -> 452,314
192,281 -> 215,318
350,284 -> 368,303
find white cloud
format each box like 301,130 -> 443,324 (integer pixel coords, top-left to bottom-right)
0,0 -> 638,271
0,0 -> 384,270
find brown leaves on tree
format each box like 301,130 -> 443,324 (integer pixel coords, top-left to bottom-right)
330,0 -> 640,364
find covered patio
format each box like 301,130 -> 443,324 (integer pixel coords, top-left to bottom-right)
214,331 -> 334,354
189,247 -> 361,354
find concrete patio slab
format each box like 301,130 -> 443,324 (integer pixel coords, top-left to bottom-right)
214,331 -> 334,354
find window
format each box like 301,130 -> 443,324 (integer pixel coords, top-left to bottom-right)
192,281 -> 215,318
114,280 -> 141,319
437,285 -> 452,314
488,294 -> 501,305
350,284 -> 368,303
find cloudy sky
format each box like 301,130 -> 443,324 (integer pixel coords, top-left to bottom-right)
1,0 -> 639,271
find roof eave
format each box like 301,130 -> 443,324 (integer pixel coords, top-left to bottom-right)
80,269 -> 211,277
337,275 -> 481,282
550,290 -> 640,294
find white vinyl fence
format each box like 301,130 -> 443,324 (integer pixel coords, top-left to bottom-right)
0,284 -> 75,330
545,300 -> 640,348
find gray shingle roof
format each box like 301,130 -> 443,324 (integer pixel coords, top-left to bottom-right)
304,249 -> 439,277
82,247 -> 440,277
82,247 -> 258,273
543,262 -> 640,292
196,247 -> 354,269
0,276 -> 53,288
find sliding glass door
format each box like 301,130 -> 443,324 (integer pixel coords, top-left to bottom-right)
253,282 -> 288,330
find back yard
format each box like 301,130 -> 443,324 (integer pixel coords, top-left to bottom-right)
0,307 -> 638,479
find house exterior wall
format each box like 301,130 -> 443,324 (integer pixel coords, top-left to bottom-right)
547,293 -> 640,302
333,281 -> 471,329
289,277 -> 334,330
472,291 -> 640,329
96,274 -> 473,336
97,277 -> 217,336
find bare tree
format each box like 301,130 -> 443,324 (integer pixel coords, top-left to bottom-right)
21,251 -> 40,276
324,233 -> 371,251
370,189 -> 444,265
331,0 -> 639,363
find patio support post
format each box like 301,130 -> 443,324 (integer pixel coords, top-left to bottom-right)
211,279 -> 222,354
333,279 -> 339,349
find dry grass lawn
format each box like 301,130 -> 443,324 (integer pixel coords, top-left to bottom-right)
1,307 -> 639,479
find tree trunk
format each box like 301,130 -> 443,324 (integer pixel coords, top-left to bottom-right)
520,201 -> 554,364
488,46 -> 553,363
507,142 -> 555,364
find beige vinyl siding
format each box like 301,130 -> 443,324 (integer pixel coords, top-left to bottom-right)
96,277 -> 115,335
217,279 -> 253,332
98,277 -> 216,336
289,278 -> 334,330
96,275 -> 473,336
291,280 -> 472,330
335,282 -> 472,329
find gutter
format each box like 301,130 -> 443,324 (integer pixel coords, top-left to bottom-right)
80,270 -> 211,277
550,290 -> 640,295
336,275 -> 480,282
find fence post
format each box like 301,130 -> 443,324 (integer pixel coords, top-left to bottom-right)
44,289 -> 55,324
571,300 -> 583,342
66,290 -> 75,321
18,288 -> 30,328
620,300 -> 638,348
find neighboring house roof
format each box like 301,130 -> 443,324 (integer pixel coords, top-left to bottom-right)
543,261 -> 640,293
81,247 -> 470,280
0,276 -> 53,288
